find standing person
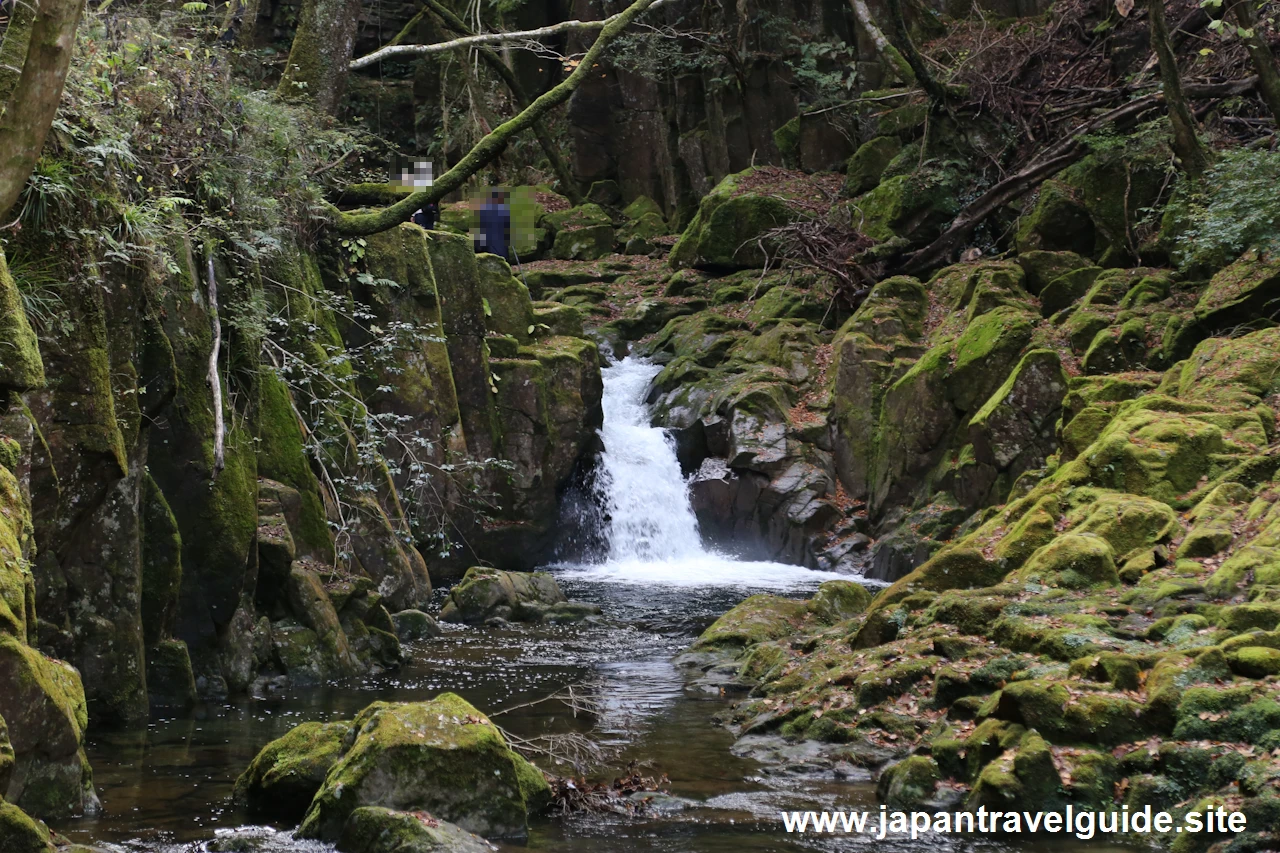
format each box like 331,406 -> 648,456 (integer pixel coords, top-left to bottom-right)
477,188 -> 511,259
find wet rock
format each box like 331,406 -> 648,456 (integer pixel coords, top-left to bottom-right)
0,634 -> 98,818
338,807 -> 497,853
438,567 -> 600,625
0,800 -> 51,853
297,694 -> 549,841
234,720 -> 352,821
392,609 -> 441,641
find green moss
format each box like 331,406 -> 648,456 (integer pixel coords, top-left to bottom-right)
1228,646 -> 1280,678
0,248 -> 44,391
878,756 -> 940,808
670,171 -> 793,270
235,719 -> 352,820
690,594 -> 809,653
1015,533 -> 1118,589
949,307 -> 1036,412
0,801 -> 51,853
1193,250 -> 1280,332
844,136 -> 902,196
1016,250 -> 1093,296
807,581 -> 871,624
298,694 -> 537,840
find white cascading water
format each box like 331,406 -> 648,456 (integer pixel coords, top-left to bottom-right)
557,357 -> 851,589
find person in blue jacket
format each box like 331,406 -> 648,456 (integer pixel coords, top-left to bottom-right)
477,188 -> 511,259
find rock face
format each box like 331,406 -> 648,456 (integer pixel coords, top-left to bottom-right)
438,567 -> 601,625
296,694 -> 550,841
681,322 -> 1280,838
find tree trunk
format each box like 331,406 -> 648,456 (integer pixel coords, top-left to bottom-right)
1147,0 -> 1208,176
848,0 -> 915,86
1230,0 -> 1280,124
334,0 -> 659,236
883,0 -> 948,106
277,0 -> 363,114
219,0 -> 262,46
423,0 -> 584,204
0,0 -> 85,221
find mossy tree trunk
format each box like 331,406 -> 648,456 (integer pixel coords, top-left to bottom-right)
277,0 -> 362,114
1147,0 -> 1209,177
423,0 -> 585,204
1229,0 -> 1280,125
882,0 -> 948,107
0,0 -> 85,221
848,0 -> 915,86
334,0 -> 659,236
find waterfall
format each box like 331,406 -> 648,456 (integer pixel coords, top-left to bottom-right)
556,356 -> 855,589
597,358 -> 704,562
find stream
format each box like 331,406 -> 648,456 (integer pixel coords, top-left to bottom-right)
57,358 -> 1128,853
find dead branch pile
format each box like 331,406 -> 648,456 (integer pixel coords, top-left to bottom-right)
548,761 -> 672,816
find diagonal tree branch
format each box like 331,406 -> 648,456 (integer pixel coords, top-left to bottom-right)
422,0 -> 584,203
334,0 -> 661,236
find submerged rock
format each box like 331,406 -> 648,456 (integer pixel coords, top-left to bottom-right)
438,567 -> 601,625
337,807 -> 496,853
296,694 -> 549,841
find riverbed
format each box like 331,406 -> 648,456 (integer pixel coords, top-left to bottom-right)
55,358 -> 1133,853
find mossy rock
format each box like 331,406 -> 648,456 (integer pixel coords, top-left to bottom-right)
437,567 -> 567,625
622,196 -> 664,223
1014,532 -> 1118,589
992,679 -> 1145,746
968,348 -> 1068,471
1039,266 -> 1101,316
298,694 -> 548,840
1193,250 -> 1280,333
746,286 -> 826,327
1016,250 -> 1093,296
1228,646 -> 1280,678
844,136 -> 902,196
476,255 -> 536,342
670,170 -> 794,270
967,732 -> 1061,811
337,806 -> 496,853
1081,318 -> 1148,375
807,580 -> 872,624
1015,180 -> 1094,257
690,594 -> 809,654
551,224 -> 615,261
235,720 -> 352,820
0,249 -> 45,392
877,755 -> 940,808
145,639 -> 196,711
948,306 -> 1036,412
0,801 -> 51,853
391,610 -> 441,641
855,170 -> 963,244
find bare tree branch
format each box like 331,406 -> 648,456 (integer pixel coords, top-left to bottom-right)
349,0 -> 671,70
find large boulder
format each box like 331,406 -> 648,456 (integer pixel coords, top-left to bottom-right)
297,694 -> 550,841
669,168 -> 794,270
437,567 -> 600,625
